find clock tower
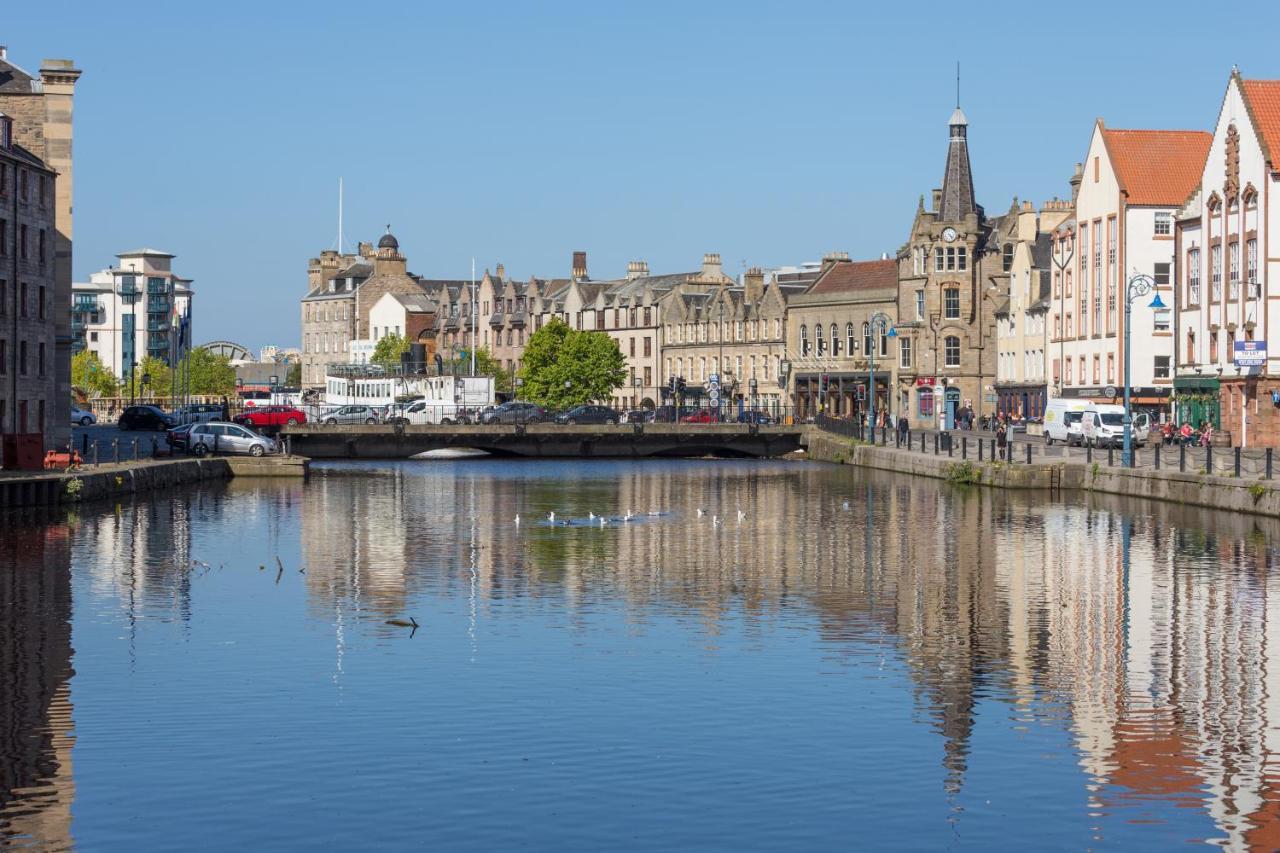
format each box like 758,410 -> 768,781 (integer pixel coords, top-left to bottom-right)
896,105 -> 1009,429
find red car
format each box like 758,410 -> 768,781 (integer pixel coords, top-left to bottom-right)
679,408 -> 719,424
233,405 -> 307,428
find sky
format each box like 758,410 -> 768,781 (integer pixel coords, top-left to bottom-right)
5,0 -> 1276,351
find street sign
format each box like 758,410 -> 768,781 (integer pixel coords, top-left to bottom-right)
1235,340 -> 1267,366
709,389 -> 720,404
1103,385 -> 1117,399
709,373 -> 720,385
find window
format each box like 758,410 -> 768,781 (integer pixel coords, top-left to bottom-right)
918,387 -> 934,417
1106,353 -> 1115,383
629,338 -> 635,357
863,322 -> 872,356
38,229 -> 45,264
846,323 -> 855,354
0,339 -> 5,374
19,282 -> 26,317
830,323 -> 841,356
19,340 -> 26,374
1154,308 -> 1171,332
1002,244 -> 1014,272
815,324 -> 825,356
957,247 -> 967,271
915,290 -> 925,320
944,336 -> 960,368
1211,244 -> 1222,301
946,247 -> 956,271
1153,355 -> 1171,379
1065,270 -> 1072,299
1210,331 -> 1218,363
643,337 -> 651,357
1093,355 -> 1100,384
1229,241 -> 1240,299
19,224 -> 27,259
880,329 -> 888,357
38,285 -> 45,320
899,337 -> 912,368
1247,238 -> 1259,297
934,248 -> 944,271
38,342 -> 44,376
1188,248 -> 1201,305
944,288 -> 960,319
800,325 -> 809,356
1153,262 -> 1170,287
1154,212 -> 1171,235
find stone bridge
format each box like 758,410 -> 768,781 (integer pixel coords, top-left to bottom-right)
280,423 -> 808,459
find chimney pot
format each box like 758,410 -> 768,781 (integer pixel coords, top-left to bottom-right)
572,251 -> 588,280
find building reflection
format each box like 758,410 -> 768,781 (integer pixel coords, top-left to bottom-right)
0,510 -> 76,850
297,461 -> 1280,847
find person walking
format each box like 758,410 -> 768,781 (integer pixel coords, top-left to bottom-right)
1200,421 -> 1214,448
897,414 -> 909,444
220,396 -> 230,422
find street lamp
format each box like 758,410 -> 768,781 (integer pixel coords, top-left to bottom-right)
633,374 -> 642,409
867,312 -> 896,431
1122,272 -> 1164,467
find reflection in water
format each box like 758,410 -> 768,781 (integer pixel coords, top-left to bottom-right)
1,461 -> 1279,849
0,510 -> 75,851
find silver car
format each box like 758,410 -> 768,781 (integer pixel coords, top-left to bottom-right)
71,406 -> 97,426
321,405 -> 380,425
189,422 -> 278,457
173,403 -> 226,424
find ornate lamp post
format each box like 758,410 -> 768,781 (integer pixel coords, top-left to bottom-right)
867,312 -> 897,428
1122,272 -> 1166,467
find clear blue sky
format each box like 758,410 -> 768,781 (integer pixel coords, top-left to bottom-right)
5,0 -> 1273,350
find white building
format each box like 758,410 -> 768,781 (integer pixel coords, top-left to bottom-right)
1175,71 -> 1280,447
1050,122 -> 1209,421
72,248 -> 193,378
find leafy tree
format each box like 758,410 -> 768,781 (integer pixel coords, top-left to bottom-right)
372,333 -> 411,370
285,361 -> 302,387
71,350 -> 119,398
131,356 -> 172,398
518,320 -> 626,408
184,348 -> 236,395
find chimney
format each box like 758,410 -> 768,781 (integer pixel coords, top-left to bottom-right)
821,251 -> 850,270
496,263 -> 505,280
743,266 -> 765,303
0,47 -> 6,61
932,188 -> 943,212
701,253 -> 723,279
1018,201 -> 1037,241
626,260 -> 649,280
358,241 -> 374,258
572,251 -> 588,280
1069,163 -> 1083,204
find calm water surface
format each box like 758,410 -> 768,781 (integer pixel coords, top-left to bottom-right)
2,459 -> 1279,850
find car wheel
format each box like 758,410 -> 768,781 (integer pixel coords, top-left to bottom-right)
324,418 -> 337,426
364,417 -> 377,424
567,417 -> 578,425
527,416 -> 540,424
1044,434 -> 1052,446
442,418 -> 454,425
250,444 -> 265,457
286,418 -> 298,425
80,416 -> 93,426
192,442 -> 207,457
607,417 -> 618,425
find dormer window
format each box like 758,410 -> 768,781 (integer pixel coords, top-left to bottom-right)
1002,244 -> 1014,272
0,115 -> 11,150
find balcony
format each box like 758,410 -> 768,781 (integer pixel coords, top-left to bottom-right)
73,295 -> 102,312
489,312 -> 504,327
147,318 -> 170,332
508,313 -> 525,327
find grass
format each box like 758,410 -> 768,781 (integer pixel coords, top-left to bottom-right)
943,461 -> 983,485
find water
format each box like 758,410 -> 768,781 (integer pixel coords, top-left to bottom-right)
3,459 -> 1279,851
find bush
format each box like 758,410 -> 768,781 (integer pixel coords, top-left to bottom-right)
943,461 -> 982,485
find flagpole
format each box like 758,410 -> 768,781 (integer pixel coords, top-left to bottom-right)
471,258 -> 477,377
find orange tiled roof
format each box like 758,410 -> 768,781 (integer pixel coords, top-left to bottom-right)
1241,79 -> 1280,165
808,259 -> 897,295
1101,127 -> 1211,206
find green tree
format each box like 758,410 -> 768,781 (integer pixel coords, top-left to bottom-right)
184,348 -> 236,395
132,356 -> 172,398
285,361 -> 301,387
469,347 -> 512,395
71,350 -> 119,398
372,333 -> 411,370
517,320 -> 626,408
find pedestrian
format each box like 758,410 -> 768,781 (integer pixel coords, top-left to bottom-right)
897,413 -> 909,443
996,420 -> 1008,449
220,396 -> 230,422
1200,421 -> 1214,447
1179,421 -> 1194,445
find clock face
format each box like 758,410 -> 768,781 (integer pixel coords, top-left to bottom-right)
942,227 -> 958,243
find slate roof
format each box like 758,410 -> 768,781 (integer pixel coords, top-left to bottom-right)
0,57 -> 38,95
807,259 -> 898,295
328,262 -> 372,281
389,292 -> 436,313
1241,79 -> 1280,165
1101,127 -> 1211,206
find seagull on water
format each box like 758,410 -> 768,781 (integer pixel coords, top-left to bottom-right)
599,516 -> 607,527
515,514 -> 521,526
842,501 -> 850,510
737,510 -> 746,522
548,511 -> 556,523
712,515 -> 721,526
697,508 -> 705,518
589,512 -> 596,520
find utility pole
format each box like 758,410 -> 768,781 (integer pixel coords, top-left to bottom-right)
470,258 -> 477,377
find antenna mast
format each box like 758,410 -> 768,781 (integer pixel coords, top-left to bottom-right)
337,177 -> 344,253
956,61 -> 960,108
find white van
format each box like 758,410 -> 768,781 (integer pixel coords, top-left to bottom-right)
1081,404 -> 1149,448
1043,398 -> 1089,446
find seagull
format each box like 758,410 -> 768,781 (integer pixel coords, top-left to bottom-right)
624,510 -> 633,522
589,512 -> 596,520
842,501 -> 850,510
515,514 -> 521,526
548,511 -> 556,523
697,508 -> 705,518
737,510 -> 746,522
599,516 -> 607,527
647,510 -> 660,516
712,515 -> 721,526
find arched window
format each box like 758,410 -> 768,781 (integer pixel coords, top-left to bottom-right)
830,324 -> 839,356
846,323 -> 856,354
815,324 -> 825,356
944,335 -> 961,367
800,324 -> 809,356
863,322 -> 872,356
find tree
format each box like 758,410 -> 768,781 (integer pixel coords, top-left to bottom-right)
71,350 -> 119,398
517,320 -> 627,408
372,333 -> 410,370
469,347 -> 512,395
184,348 -> 236,396
285,361 -> 301,387
132,356 -> 172,398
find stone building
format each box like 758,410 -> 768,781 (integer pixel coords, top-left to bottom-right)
786,256 -> 898,421
0,46 -> 80,449
0,111 -> 59,441
1175,71 -> 1280,446
895,106 -> 1013,429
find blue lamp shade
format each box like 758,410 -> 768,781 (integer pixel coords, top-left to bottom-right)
886,327 -> 898,338
1148,292 -> 1167,310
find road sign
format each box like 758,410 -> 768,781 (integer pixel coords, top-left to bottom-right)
1103,385 -> 1117,399
1235,340 -> 1267,366
709,373 -> 720,386
709,389 -> 720,404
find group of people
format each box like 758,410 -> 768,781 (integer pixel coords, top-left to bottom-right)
1161,420 -> 1215,447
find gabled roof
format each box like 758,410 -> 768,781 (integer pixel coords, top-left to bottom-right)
1240,78 -> 1280,166
0,57 -> 38,95
1100,126 -> 1211,206
807,259 -> 897,295
388,292 -> 436,313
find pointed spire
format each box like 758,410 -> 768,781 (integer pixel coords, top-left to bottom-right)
939,100 -> 976,223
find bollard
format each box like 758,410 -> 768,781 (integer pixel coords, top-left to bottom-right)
947,435 -> 953,457
82,433 -> 89,456
1154,443 -> 1161,470
151,437 -> 158,458
1268,448 -> 1274,480
92,443 -> 99,468
933,434 -> 939,455
1086,443 -> 1092,464
978,438 -> 983,461
920,432 -> 925,453
1235,447 -> 1242,478
1179,443 -> 1186,473
962,437 -> 968,460
112,438 -> 119,464
1107,446 -> 1114,467
1206,445 -> 1212,476
1026,442 -> 1032,465
132,438 -> 138,461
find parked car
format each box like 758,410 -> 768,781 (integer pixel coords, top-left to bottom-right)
482,402 -> 547,424
652,405 -> 698,423
119,405 -> 176,431
71,406 -> 97,427
166,422 -> 197,451
234,405 -> 308,428
736,410 -> 774,425
189,422 -> 278,457
620,409 -> 655,424
1081,404 -> 1150,448
1043,399 -> 1088,446
320,405 -> 381,425
679,408 -> 719,424
555,405 -> 619,425
173,403 -> 226,424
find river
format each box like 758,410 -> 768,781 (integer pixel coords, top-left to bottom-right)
2,459 -> 1278,850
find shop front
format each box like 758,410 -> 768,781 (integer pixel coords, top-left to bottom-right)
1172,376 -> 1220,430
994,383 -> 1047,423
794,372 -> 891,423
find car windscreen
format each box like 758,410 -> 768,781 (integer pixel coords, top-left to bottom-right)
1100,413 -> 1124,426
1064,413 -> 1083,425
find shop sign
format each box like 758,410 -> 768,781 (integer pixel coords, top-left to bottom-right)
915,377 -> 936,387
1234,340 -> 1267,367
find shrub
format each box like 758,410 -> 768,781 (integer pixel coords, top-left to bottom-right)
944,461 -> 982,485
